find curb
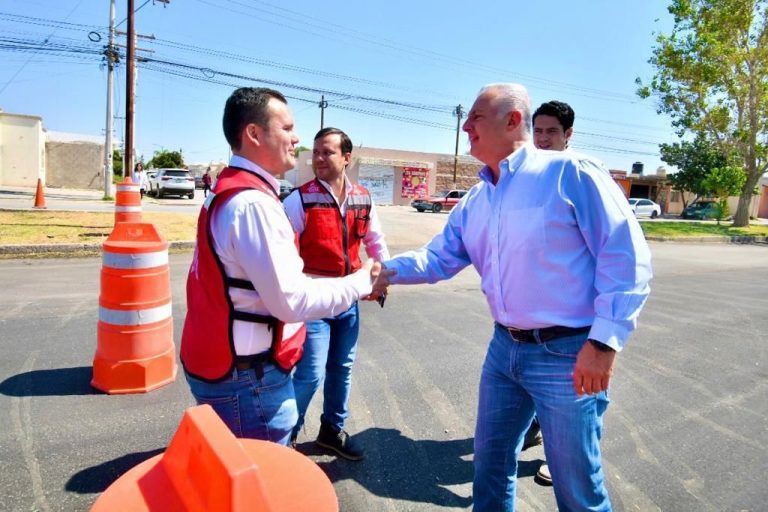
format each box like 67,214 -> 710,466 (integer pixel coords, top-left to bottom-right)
0,240 -> 196,256
645,235 -> 768,244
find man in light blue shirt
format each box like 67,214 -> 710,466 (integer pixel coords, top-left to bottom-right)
381,83 -> 652,511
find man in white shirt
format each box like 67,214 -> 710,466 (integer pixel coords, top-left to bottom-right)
380,84 -> 652,511
180,88 -> 385,446
283,127 -> 389,460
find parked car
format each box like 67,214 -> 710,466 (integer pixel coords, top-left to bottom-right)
628,198 -> 661,218
411,189 -> 468,213
278,179 -> 294,200
150,168 -> 195,199
681,200 -> 723,220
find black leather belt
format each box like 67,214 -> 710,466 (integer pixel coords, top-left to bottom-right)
234,352 -> 271,378
496,322 -> 591,343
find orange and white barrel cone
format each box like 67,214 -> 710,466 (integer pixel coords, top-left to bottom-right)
91,222 -> 176,394
114,176 -> 142,225
91,405 -> 339,512
33,178 -> 47,209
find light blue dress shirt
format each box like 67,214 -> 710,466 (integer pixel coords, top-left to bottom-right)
385,144 -> 652,351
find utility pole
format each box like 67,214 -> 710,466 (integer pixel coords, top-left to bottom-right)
103,0 -> 117,198
319,95 -> 328,129
452,104 -> 464,184
124,0 -> 136,181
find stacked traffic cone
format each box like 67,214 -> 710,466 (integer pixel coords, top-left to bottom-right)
91,405 -> 339,512
32,178 -> 46,209
114,176 -> 142,225
91,222 -> 176,394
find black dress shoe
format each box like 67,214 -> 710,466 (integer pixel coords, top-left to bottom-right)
316,422 -> 364,461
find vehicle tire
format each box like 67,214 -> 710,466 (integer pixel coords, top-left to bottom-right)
432,203 -> 443,213
188,192 -> 194,199
415,208 -> 424,212
651,210 -> 658,219
157,189 -> 164,199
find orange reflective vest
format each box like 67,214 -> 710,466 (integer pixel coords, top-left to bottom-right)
298,178 -> 371,277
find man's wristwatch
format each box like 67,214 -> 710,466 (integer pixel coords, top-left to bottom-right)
589,339 -> 616,353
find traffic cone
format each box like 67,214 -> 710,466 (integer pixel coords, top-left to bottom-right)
91,222 -> 176,394
91,405 -> 339,512
114,176 -> 142,225
33,178 -> 46,209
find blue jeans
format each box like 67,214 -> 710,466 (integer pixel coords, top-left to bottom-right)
473,324 -> 611,512
185,362 -> 298,446
293,302 -> 359,434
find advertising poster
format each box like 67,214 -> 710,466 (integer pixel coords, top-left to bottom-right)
401,167 -> 429,199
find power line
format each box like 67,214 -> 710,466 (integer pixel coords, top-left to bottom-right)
0,30 -> 667,158
0,0 -> 86,96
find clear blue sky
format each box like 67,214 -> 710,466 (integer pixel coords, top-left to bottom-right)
0,0 -> 677,174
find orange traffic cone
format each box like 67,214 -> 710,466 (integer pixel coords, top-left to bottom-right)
114,176 -> 142,225
91,405 -> 339,512
33,178 -> 46,209
91,222 -> 176,394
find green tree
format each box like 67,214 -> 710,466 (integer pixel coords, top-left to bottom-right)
702,165 -> 748,224
294,145 -> 310,158
660,137 -> 730,210
637,0 -> 768,226
112,149 -> 123,178
147,149 -> 184,169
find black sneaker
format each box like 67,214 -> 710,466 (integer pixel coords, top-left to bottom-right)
522,431 -> 543,451
534,463 -> 553,486
315,423 -> 364,461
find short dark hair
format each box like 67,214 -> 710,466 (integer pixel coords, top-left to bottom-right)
223,87 -> 287,151
532,100 -> 575,131
314,127 -> 353,155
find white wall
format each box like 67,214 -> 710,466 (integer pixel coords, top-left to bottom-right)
0,112 -> 45,187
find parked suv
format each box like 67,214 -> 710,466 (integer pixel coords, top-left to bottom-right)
150,168 -> 195,199
411,189 -> 468,213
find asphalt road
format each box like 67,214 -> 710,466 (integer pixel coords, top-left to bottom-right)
0,233 -> 767,510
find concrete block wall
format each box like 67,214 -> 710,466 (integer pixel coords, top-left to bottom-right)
45,141 -> 104,189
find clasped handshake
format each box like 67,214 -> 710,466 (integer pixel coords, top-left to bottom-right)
362,260 -> 396,304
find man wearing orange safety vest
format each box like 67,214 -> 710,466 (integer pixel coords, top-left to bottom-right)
283,127 -> 390,460
180,88 -> 387,446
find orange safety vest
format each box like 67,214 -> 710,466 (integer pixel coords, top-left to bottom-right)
298,178 -> 372,277
180,167 -> 306,382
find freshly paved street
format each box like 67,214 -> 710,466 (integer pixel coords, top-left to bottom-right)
0,202 -> 767,511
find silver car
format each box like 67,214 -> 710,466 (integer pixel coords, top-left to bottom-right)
151,168 -> 195,199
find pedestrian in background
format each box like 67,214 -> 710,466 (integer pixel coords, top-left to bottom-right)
202,167 -> 212,197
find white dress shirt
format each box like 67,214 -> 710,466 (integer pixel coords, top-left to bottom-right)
384,144 -> 652,351
283,176 -> 390,263
209,155 -> 373,356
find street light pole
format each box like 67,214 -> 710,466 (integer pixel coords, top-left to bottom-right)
103,0 -> 116,198
125,0 -> 136,181
319,95 -> 328,129
452,104 -> 464,185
